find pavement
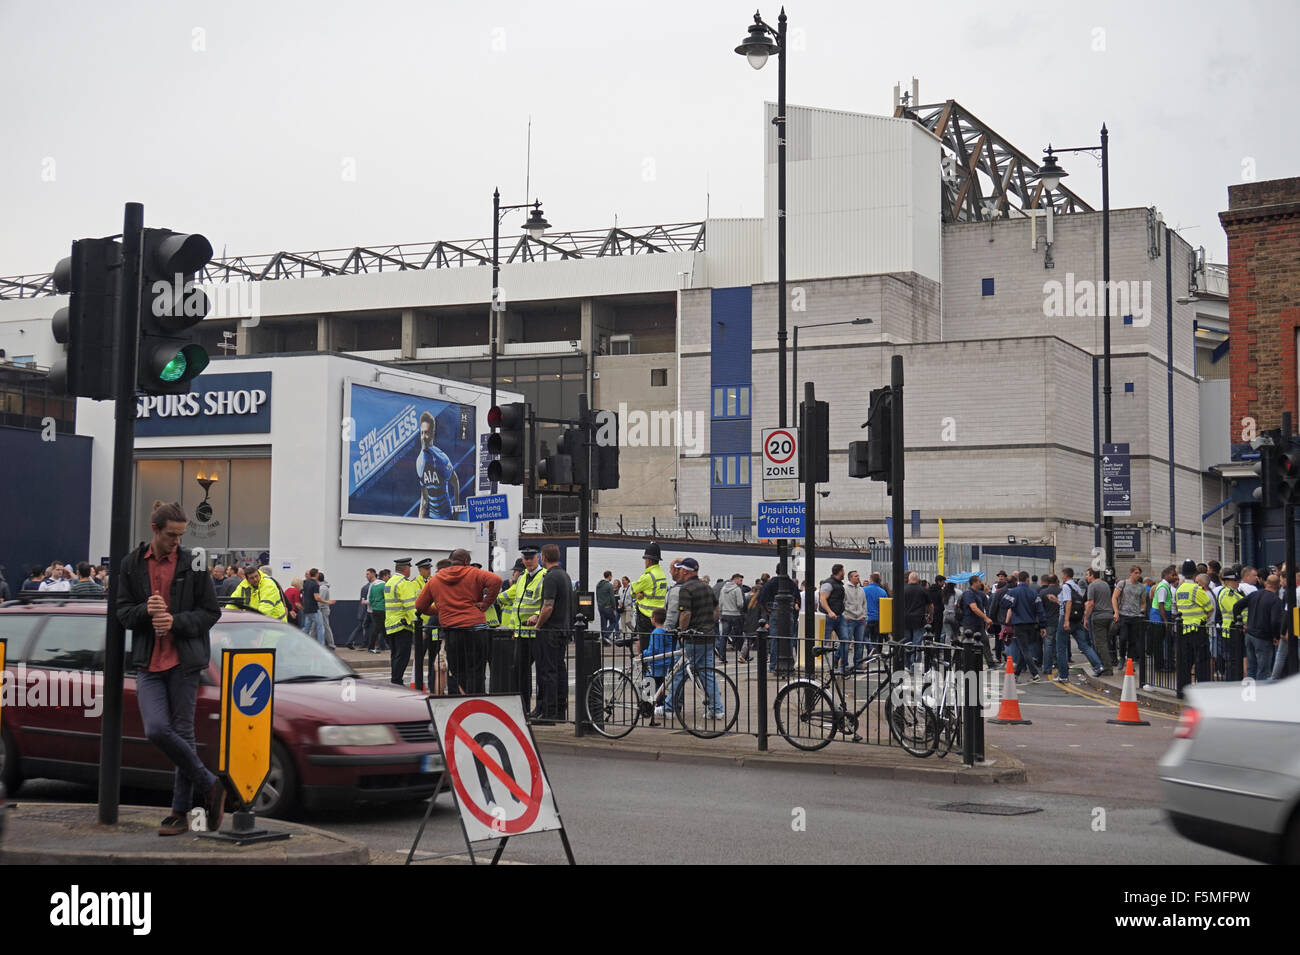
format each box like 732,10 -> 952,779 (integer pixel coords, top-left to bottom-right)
0,804 -> 369,865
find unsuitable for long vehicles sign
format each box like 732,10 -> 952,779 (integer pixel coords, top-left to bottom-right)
218,649 -> 275,807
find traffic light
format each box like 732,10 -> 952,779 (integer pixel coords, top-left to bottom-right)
487,402 -> 528,485
865,386 -> 893,481
1280,447 -> 1300,507
594,409 -> 620,490
799,398 -> 830,485
848,440 -> 870,478
1253,442 -> 1278,508
49,237 -> 120,399
536,448 -> 574,487
558,428 -> 590,486
137,228 -> 213,395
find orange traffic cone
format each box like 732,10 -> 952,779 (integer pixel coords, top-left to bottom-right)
1106,658 -> 1150,726
989,655 -> 1031,724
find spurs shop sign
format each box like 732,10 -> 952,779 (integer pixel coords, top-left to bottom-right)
134,372 -> 272,436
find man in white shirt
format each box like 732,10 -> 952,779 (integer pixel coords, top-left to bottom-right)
39,562 -> 72,592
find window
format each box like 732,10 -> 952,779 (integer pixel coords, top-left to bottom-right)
0,615 -> 45,662
711,454 -> 752,487
651,368 -> 668,387
28,616 -> 104,672
711,385 -> 752,419
981,278 -> 995,296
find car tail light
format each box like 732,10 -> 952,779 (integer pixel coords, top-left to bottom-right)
1174,707 -> 1200,739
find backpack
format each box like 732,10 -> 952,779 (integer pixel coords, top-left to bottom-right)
1065,580 -> 1086,625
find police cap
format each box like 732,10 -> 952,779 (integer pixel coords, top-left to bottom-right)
394,556 -> 413,567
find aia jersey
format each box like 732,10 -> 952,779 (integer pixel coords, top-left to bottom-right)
416,444 -> 456,519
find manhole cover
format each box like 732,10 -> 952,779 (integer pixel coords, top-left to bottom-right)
937,802 -> 1042,816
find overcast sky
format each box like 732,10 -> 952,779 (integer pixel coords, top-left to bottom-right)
2,0 -> 1295,276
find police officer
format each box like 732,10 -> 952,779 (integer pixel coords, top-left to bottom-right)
1175,559 -> 1214,693
1215,567 -> 1245,681
512,547 -> 548,715
630,541 -> 668,654
384,557 -> 420,686
412,558 -> 434,691
225,564 -> 288,621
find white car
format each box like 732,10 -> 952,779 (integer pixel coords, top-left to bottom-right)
1158,674 -> 1300,864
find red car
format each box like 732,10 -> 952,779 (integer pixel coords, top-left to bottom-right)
0,600 -> 444,816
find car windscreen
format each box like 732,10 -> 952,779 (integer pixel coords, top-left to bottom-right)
209,621 -> 355,682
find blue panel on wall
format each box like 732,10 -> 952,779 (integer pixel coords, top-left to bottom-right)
0,425 -> 93,587
710,288 -> 752,526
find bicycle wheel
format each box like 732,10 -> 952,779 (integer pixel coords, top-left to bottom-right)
585,668 -> 639,740
885,697 -> 937,757
672,667 -> 739,739
773,681 -> 841,751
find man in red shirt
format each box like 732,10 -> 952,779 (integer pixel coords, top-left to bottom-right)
414,548 -> 502,694
116,502 -> 223,836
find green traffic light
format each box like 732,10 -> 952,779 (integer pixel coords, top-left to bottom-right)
160,352 -> 186,382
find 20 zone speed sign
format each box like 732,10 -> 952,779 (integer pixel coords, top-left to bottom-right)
762,428 -> 798,479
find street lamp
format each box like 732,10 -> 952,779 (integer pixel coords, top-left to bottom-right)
1034,126 -> 1112,575
491,189 -> 550,570
791,317 -> 873,427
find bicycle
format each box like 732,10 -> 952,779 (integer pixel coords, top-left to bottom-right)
771,641 -> 936,755
585,639 -> 740,740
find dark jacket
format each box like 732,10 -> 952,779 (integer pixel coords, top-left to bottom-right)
117,543 -> 221,675
1006,583 -> 1046,626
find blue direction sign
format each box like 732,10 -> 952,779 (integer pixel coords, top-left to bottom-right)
758,502 -> 806,538
1113,527 -> 1141,553
1101,442 -> 1132,517
467,493 -> 509,523
232,663 -> 272,717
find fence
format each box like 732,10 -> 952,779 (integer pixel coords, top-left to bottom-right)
1128,620 -> 1275,697
421,621 -> 997,762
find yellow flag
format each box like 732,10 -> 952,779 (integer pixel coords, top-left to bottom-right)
938,519 -> 945,576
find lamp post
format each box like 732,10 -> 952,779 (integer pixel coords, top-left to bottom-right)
490,190 -> 549,570
791,317 -> 873,427
1036,126 -> 1111,575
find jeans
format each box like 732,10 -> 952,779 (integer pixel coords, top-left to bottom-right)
825,615 -> 850,671
1010,623 -> 1042,677
599,607 -> 618,640
301,611 -> 325,645
1058,619 -> 1103,676
717,616 -> 745,658
669,639 -> 722,714
367,611 -> 389,651
1042,619 -> 1058,673
905,625 -> 927,667
842,618 -> 867,669
320,605 -> 334,649
136,666 -> 217,816
1246,634 -> 1275,681
1271,636 -> 1290,681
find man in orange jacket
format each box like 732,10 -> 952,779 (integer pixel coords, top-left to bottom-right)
415,548 -> 502,694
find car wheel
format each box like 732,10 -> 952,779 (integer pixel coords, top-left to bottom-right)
0,725 -> 20,794
251,740 -> 297,819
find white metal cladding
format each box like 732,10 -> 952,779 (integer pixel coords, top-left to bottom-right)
205,249 -> 701,318
699,218 -> 762,289
761,104 -> 942,284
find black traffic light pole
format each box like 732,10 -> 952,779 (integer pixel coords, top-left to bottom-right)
99,202 -> 144,825
890,355 -> 905,630
802,381 -> 817,681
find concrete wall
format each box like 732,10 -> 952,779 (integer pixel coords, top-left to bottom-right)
592,351 -> 680,522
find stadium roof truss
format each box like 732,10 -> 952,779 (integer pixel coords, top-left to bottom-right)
896,100 -> 1095,223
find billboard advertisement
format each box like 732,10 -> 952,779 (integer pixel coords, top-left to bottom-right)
344,381 -> 476,523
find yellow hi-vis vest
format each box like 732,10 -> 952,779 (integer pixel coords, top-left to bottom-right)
514,567 -> 548,637
384,574 -> 419,634
1175,580 -> 1213,631
498,576 -> 523,631
632,563 -> 668,618
1216,585 -> 1245,636
226,575 -> 287,621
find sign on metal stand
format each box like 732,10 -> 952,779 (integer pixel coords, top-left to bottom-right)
761,427 -> 799,501
406,693 -> 575,865
201,648 -> 288,845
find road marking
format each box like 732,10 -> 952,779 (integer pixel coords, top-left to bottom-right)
1054,680 -> 1179,720
1121,743 -> 1134,747
1069,744 -> 1081,748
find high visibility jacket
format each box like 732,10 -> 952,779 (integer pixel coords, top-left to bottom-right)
1175,580 -> 1213,631
1216,586 -> 1245,636
226,575 -> 287,621
384,574 -> 420,634
631,563 -> 668,618
514,567 -> 548,637
498,576 -> 523,631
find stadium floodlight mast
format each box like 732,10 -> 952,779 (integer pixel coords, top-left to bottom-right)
489,191 -> 549,570
1035,127 -> 1112,575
